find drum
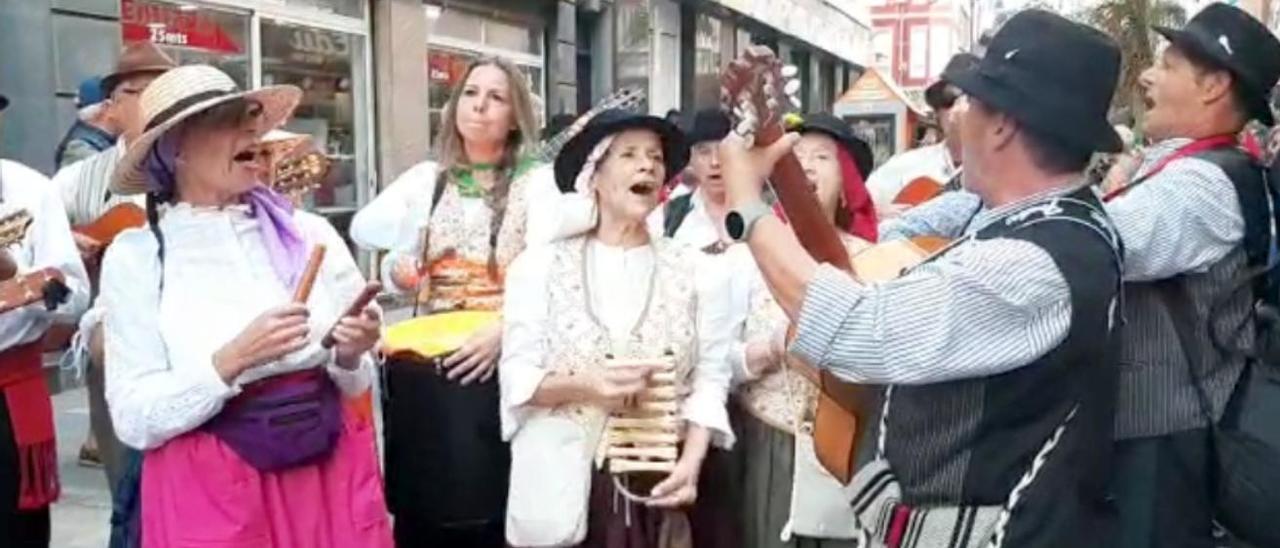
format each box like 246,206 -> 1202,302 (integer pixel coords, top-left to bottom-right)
380,311 -> 510,529
603,355 -> 681,502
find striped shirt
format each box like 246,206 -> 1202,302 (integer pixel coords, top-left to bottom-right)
1104,138 -> 1244,281
879,188 -> 981,241
791,186 -> 1082,385
51,144 -> 140,227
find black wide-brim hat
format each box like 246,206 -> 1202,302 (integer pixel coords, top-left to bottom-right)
795,113 -> 875,177
686,108 -> 732,145
554,108 -> 689,193
925,53 -> 980,110
1154,3 -> 1280,125
944,9 -> 1122,154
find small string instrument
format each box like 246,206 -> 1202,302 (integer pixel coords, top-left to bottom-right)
532,87 -> 646,163
272,151 -> 331,201
74,203 -> 146,247
723,47 -> 952,483
894,176 -> 946,206
0,209 -> 70,315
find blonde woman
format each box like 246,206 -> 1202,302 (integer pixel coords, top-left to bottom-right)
352,57 -> 561,546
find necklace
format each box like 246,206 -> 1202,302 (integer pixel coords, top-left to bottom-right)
581,238 -> 660,357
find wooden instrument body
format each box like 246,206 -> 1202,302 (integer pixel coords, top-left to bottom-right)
894,176 -> 946,206
603,355 -> 680,501
0,210 -> 70,317
73,203 -> 146,246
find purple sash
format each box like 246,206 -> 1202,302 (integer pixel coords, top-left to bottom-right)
202,369 -> 341,472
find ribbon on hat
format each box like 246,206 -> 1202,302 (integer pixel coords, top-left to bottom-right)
573,135 -> 616,194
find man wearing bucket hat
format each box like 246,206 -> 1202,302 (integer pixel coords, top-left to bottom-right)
1100,4 -> 1280,545
0,79 -> 92,548
647,108 -> 733,250
719,11 -> 1124,546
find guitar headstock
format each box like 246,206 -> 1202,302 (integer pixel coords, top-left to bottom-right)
0,209 -> 33,248
273,151 -> 331,198
720,46 -> 803,147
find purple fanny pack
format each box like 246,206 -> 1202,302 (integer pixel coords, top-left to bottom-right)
203,369 -> 341,472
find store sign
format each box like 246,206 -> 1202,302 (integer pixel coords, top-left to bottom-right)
278,28 -> 351,66
120,0 -> 243,54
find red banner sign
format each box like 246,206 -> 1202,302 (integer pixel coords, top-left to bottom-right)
120,0 -> 243,54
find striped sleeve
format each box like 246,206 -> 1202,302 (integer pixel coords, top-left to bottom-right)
879,189 -> 981,241
1104,157 -> 1243,282
789,237 -> 1072,385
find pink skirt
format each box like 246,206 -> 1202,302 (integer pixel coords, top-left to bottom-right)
141,405 -> 393,548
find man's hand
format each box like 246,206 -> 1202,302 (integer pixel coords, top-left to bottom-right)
719,131 -> 800,208
73,233 -> 103,265
0,250 -> 17,282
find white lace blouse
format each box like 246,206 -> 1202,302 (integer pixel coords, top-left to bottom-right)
101,204 -> 375,450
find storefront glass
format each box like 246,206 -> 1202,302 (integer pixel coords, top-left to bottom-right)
121,0 -> 250,86
616,0 -> 651,112
261,18 -> 365,212
692,13 -> 722,109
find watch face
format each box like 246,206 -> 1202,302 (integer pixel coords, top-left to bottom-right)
726,211 -> 746,241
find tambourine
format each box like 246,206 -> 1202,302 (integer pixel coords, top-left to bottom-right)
381,310 -> 500,364
602,354 -> 680,503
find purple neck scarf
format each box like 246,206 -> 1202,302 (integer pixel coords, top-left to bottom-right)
145,134 -> 308,289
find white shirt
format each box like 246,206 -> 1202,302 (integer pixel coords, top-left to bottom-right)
0,160 -> 91,350
645,190 -> 725,249
101,205 -> 375,450
52,144 -> 143,227
349,160 -> 567,251
499,239 -> 737,448
864,143 -> 957,209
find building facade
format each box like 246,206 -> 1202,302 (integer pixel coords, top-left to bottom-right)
868,0 -> 971,92
0,0 -> 871,235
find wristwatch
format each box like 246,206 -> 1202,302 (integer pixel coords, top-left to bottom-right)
725,201 -> 772,242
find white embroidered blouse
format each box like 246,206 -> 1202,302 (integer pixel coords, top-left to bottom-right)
499,238 -> 737,448
101,204 -> 375,450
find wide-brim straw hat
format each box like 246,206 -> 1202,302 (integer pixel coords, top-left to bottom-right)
111,65 -> 302,196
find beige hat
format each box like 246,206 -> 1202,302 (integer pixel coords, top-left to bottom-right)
111,65 -> 302,195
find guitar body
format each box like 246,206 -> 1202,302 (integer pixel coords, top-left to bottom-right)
74,203 -> 146,246
0,268 -> 66,315
894,176 -> 946,206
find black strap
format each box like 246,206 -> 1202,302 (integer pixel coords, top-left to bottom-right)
411,173 -> 454,318
1155,279 -> 1220,427
662,194 -> 694,238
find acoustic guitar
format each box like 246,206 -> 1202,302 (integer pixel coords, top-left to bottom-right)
74,203 -> 146,248
0,209 -> 69,316
271,151 -> 332,201
531,87 -> 646,163
722,47 -> 951,483
893,176 -> 946,206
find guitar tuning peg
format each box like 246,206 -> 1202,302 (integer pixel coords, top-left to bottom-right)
789,95 -> 803,110
766,97 -> 779,112
781,65 -> 799,78
784,79 -> 801,96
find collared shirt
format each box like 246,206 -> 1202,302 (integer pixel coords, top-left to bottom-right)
0,160 -> 91,351
1103,138 -> 1244,281
645,189 -> 726,249
101,205 -> 376,450
52,144 -> 143,227
865,143 -> 957,208
790,185 -> 1084,385
499,239 -> 736,448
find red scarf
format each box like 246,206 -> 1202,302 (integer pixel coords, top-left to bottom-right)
0,342 -> 59,510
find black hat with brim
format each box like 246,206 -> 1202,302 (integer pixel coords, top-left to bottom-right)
944,10 -> 1122,154
554,108 -> 689,193
1153,3 -> 1280,125
0,94 -> 8,111
796,113 -> 875,177
686,108 -> 732,145
925,53 -> 980,110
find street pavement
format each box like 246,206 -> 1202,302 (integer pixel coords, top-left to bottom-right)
50,385 -> 111,548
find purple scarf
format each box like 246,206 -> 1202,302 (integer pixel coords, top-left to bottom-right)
144,134 -> 308,289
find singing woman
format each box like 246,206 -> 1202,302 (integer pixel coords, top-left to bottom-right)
100,65 -> 390,547
500,109 -> 735,547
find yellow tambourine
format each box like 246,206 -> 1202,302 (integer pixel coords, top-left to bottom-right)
381,311 -> 500,362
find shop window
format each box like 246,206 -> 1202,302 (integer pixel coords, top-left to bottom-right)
261,18 -> 365,211
120,0 -> 250,87
279,0 -> 364,19
692,13 -> 722,109
615,0 -> 651,112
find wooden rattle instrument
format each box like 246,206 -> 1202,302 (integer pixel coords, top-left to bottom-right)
603,354 -> 681,502
293,245 -> 326,303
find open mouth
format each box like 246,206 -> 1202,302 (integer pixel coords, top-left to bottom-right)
233,149 -> 259,163
629,183 -> 656,196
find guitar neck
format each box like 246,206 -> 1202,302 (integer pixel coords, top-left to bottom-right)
762,125 -> 853,272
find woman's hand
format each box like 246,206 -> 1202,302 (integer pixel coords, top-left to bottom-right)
332,307 -> 382,369
389,255 -> 423,292
647,425 -> 710,508
443,322 -> 502,385
1101,152 -> 1140,194
743,331 -> 788,378
585,365 -> 653,412
212,304 -> 311,383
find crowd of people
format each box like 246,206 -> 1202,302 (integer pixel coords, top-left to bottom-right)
0,3 -> 1277,548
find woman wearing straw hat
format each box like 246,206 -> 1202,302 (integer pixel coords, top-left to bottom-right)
499,109 -> 734,547
99,65 -> 391,547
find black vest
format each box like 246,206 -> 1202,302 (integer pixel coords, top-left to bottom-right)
882,187 -> 1123,546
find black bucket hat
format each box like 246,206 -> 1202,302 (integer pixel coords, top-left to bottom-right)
554,108 -> 689,193
1154,3 -> 1280,125
686,108 -> 732,145
944,9 -> 1122,154
925,53 -> 980,111
795,113 -> 875,177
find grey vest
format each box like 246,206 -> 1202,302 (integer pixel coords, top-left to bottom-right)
1114,248 -> 1251,439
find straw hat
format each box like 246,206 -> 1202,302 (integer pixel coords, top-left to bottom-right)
111,65 -> 301,195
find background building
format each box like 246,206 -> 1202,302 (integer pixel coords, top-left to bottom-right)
0,0 -> 872,250
868,0 -> 972,93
